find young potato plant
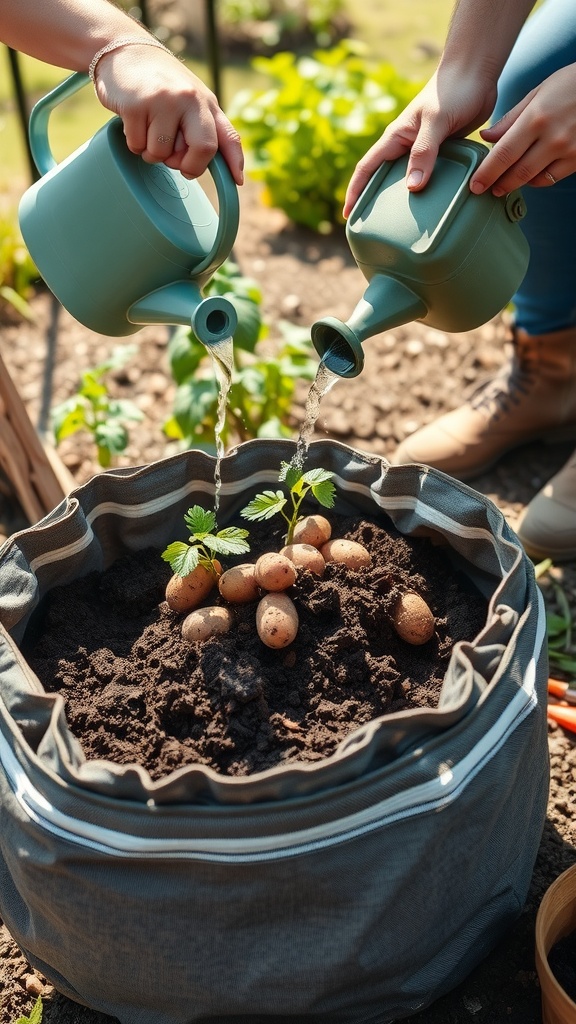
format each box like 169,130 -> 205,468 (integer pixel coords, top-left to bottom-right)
51,344 -> 143,468
162,505 -> 250,614
240,460 -> 336,544
165,261 -> 317,452
13,996 -> 43,1024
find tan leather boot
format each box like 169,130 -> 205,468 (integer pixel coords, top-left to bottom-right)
390,326 -> 576,480
516,446 -> 576,562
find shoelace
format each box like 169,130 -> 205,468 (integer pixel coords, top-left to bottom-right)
469,356 -> 536,421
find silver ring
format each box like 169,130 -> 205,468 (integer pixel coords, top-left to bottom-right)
157,135 -> 173,144
544,170 -> 557,185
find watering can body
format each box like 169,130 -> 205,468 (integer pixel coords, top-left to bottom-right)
311,138 -> 530,377
18,73 -> 239,345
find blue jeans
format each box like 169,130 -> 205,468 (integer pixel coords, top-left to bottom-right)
493,0 -> 576,334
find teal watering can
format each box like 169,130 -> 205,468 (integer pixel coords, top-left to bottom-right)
311,138 -> 530,378
18,73 -> 239,345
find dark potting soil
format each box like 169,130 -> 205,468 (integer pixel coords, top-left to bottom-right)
548,930 -> 576,1003
21,513 -> 487,779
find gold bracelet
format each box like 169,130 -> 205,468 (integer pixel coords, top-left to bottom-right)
88,35 -> 171,84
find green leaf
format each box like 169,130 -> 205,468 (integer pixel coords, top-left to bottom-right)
279,462 -> 302,488
94,421 -> 129,455
106,399 -> 144,423
168,329 -> 207,385
241,491 -> 286,520
547,613 -> 570,638
204,527 -> 251,556
226,294 -> 263,352
15,995 -> 43,1024
51,400 -> 89,441
0,283 -> 35,321
301,467 -> 334,485
161,541 -> 199,577
310,479 -> 336,508
184,506 -> 218,537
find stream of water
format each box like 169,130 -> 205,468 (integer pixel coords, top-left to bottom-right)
289,361 -> 339,471
209,349 -> 339,512
206,336 -> 234,513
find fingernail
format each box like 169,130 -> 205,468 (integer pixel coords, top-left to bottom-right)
469,179 -> 485,194
406,169 -> 423,188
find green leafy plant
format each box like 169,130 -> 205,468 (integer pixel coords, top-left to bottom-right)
165,262 -> 317,451
241,460 -> 335,543
220,0 -> 346,47
13,996 -> 43,1024
0,216 -> 38,321
162,505 -> 250,578
534,558 -> 576,679
228,42 -> 423,231
51,345 -> 143,468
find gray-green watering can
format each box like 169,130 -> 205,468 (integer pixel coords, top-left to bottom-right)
311,138 -> 530,378
18,73 -> 239,345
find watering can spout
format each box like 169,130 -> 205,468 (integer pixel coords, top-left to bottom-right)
311,274 -> 427,378
128,281 -> 238,347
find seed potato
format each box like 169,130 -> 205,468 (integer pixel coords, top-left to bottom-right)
181,605 -> 235,643
393,592 -> 435,645
256,592 -> 299,649
292,514 -> 332,549
280,542 -> 325,576
218,563 -> 260,604
254,552 -> 297,592
320,538 -> 371,570
165,560 -> 222,613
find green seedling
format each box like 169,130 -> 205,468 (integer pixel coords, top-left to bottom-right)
0,216 -> 38,321
240,461 -> 335,544
162,505 -> 250,578
13,996 -> 43,1024
51,344 -> 143,468
165,261 -> 317,452
534,558 -> 576,679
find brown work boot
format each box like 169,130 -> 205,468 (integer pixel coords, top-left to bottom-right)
516,446 -> 576,562
390,326 -> 576,480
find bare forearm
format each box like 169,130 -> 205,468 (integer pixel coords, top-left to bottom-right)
0,0 -> 151,70
441,0 -> 538,83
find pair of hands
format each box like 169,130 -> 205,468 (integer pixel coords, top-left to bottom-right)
344,61 -> 576,217
94,43 -> 244,184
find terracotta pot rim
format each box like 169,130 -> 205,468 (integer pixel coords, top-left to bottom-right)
535,863 -> 576,1014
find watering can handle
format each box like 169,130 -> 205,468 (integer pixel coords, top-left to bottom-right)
28,71 -> 240,276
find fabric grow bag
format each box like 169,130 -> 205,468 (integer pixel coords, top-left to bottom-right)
0,438 -> 548,1024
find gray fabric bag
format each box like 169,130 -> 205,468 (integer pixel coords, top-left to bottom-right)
0,439 -> 549,1024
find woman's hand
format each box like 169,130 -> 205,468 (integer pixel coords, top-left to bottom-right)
343,67 -> 496,217
470,63 -> 576,195
94,44 -> 244,184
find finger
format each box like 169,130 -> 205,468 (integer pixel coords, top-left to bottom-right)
470,129 -> 540,195
343,134 -> 413,218
403,136 -> 442,192
528,162 -> 566,188
479,92 -> 533,145
120,115 -> 148,156
214,109 -> 244,185
140,123 -> 180,164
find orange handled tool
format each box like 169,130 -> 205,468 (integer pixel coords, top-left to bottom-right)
547,678 -> 576,733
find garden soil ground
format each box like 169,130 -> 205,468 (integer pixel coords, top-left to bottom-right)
1,177 -> 575,1023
